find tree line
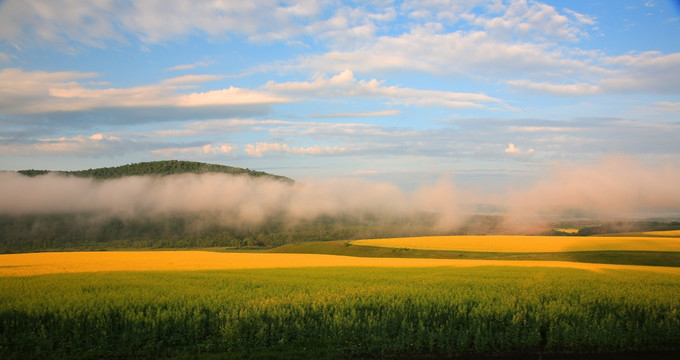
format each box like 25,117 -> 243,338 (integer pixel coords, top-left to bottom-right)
17,160 -> 293,183
0,212 -> 441,253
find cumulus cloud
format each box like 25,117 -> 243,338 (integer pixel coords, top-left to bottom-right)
0,0 -> 389,47
161,74 -> 224,85
351,170 -> 378,175
244,142 -> 348,157
294,27 -> 603,78
599,52 -> 680,94
462,0 -> 594,42
504,143 -> 534,155
151,143 -> 236,158
0,133 -> 123,156
5,0 -> 675,99
264,69 -> 502,108
312,110 -> 401,118
508,52 -> 680,96
504,143 -> 521,154
506,80 -> 600,96
166,61 -> 210,71
137,116 -> 679,162
0,0 -> 125,49
0,68 -> 288,116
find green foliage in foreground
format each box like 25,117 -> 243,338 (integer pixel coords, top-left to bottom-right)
17,160 -> 293,183
1,267 -> 680,359
270,241 -> 680,267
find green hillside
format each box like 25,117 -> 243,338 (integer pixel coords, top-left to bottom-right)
17,160 -> 293,183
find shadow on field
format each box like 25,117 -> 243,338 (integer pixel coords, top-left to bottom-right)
268,241 -> 680,267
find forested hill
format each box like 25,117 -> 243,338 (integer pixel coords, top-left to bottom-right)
17,160 -> 293,183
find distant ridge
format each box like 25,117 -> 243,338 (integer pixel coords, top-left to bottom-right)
17,160 -> 294,183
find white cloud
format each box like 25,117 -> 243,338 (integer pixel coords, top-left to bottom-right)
508,51 -> 680,95
401,0 -> 482,23
265,69 -> 502,108
462,0 -> 594,42
507,126 -> 577,133
8,116 -> 672,162
352,170 -> 378,175
0,0 -> 391,48
505,143 -> 522,154
507,80 -> 600,96
599,52 -> 680,94
145,119 -> 293,138
176,87 -> 287,107
0,133 -> 122,155
0,68 -> 288,115
151,143 -> 236,157
139,118 -> 418,148
166,61 -> 210,71
245,142 -> 348,157
504,142 -> 534,155
294,28 -> 603,78
563,8 -> 596,26
0,0 -> 125,49
313,110 -> 401,118
161,74 -> 224,85
0,0 -> 286,45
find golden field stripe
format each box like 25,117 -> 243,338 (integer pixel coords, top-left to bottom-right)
350,235 -> 680,253
643,230 -> 680,236
2,251 -> 680,277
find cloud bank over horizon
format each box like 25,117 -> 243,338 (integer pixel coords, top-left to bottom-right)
2,155 -> 678,233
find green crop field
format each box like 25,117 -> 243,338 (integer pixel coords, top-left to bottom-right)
2,265 -> 680,359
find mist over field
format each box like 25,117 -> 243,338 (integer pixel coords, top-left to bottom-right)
1,155 -> 678,233
502,155 -> 680,231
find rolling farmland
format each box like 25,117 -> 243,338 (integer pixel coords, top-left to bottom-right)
3,0 -> 680,357
644,230 -> 680,237
2,236 -> 680,359
350,235 -> 680,253
3,250 -> 680,277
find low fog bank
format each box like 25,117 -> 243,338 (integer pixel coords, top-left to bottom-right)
502,155 -> 680,232
0,172 -> 468,230
1,155 -> 679,233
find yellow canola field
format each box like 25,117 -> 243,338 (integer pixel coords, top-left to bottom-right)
2,251 -> 680,277
554,228 -> 580,234
644,230 -> 680,237
350,235 -> 680,253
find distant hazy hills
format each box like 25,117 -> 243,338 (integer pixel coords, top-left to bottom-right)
17,160 -> 294,183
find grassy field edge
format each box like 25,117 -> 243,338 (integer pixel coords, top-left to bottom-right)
268,241 -> 680,267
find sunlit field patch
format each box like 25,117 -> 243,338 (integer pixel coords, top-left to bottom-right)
644,230 -> 680,236
351,235 -> 680,253
554,228 -> 580,234
2,251 -> 680,277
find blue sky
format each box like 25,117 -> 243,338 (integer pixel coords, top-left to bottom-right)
1,0 -> 679,190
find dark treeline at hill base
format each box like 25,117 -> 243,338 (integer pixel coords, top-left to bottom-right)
0,212 -> 446,253
2,212 -> 680,253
